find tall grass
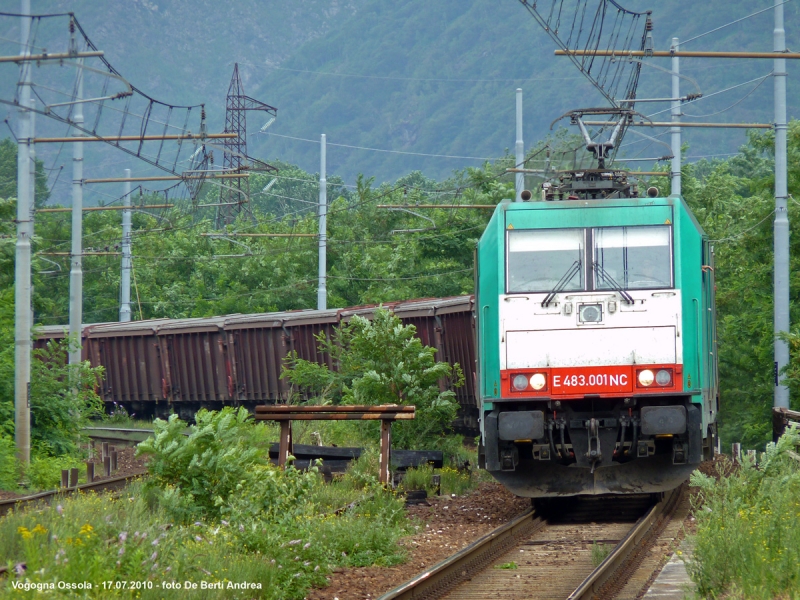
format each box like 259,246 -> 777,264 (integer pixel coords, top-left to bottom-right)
0,468 -> 411,598
1,409 -> 418,599
688,427 -> 800,598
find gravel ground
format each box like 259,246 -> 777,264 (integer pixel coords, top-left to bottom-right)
308,457 -> 732,600
305,482 -> 530,600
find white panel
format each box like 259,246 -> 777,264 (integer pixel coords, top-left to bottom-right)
595,226 -> 670,248
508,229 -> 583,252
506,326 -> 676,369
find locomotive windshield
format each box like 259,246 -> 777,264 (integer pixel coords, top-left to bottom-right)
506,225 -> 672,293
507,229 -> 584,293
594,226 -> 672,290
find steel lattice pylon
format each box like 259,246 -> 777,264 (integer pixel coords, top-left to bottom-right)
217,63 -> 278,227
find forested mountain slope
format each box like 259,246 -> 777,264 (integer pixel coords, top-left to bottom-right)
2,0 -> 798,192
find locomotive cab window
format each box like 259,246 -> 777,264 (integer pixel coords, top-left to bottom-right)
507,229 -> 584,293
593,225 -> 672,290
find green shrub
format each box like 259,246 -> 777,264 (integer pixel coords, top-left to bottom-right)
688,426 -> 800,598
400,463 -> 436,495
29,338 -> 105,457
282,308 -> 464,452
440,466 -> 473,496
0,434 -> 17,490
25,454 -> 86,490
137,407 -> 272,520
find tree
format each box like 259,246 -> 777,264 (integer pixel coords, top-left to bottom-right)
282,307 -> 464,449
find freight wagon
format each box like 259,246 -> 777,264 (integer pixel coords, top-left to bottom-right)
36,296 -> 479,433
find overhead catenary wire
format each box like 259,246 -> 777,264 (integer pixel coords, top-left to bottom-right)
262,132 -> 502,161
681,1 -> 792,47
709,209 -> 777,243
646,74 -> 773,119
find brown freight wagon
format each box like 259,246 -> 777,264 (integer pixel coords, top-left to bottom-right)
35,296 -> 478,433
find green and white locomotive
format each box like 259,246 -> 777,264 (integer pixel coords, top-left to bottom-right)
476,135 -> 718,497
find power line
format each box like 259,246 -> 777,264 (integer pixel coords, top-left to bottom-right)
262,132 -> 502,161
682,74 -> 771,118
681,1 -> 792,47
646,74 -> 772,119
242,60 -> 583,84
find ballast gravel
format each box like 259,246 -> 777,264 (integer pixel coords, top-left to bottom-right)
305,482 -> 530,600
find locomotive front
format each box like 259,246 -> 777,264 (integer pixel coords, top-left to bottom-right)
476,196 -> 717,496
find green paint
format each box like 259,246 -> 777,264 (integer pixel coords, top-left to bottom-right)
476,197 -> 717,421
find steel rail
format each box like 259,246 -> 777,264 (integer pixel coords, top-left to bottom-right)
377,509 -> 544,600
0,469 -> 148,518
567,487 -> 680,599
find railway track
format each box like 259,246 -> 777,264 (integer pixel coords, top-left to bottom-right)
0,469 -> 148,518
379,486 -> 686,600
0,429 -> 151,519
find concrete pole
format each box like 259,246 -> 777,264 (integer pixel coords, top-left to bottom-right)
515,88 -> 524,201
14,0 -> 32,464
119,169 -> 132,322
29,99 -> 35,212
670,37 -> 681,197
774,0 -> 790,409
317,134 -> 327,311
68,61 -> 84,366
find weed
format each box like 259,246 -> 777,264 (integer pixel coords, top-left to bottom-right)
1,466 -> 410,599
688,427 -> 800,599
400,463 -> 436,495
0,435 -> 17,490
440,466 -> 473,496
591,542 -> 611,567
496,561 -> 518,569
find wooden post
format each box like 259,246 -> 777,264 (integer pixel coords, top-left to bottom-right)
85,461 -> 94,483
110,450 -> 118,472
278,421 -> 293,467
60,470 -> 69,488
103,456 -> 111,477
380,419 -> 392,487
432,474 -> 441,496
68,468 -> 79,488
102,442 -> 109,460
731,442 -> 742,463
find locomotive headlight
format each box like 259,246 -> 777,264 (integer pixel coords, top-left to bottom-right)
579,303 -> 603,323
638,369 -> 655,387
655,369 -> 672,386
530,373 -> 546,390
512,374 -> 529,391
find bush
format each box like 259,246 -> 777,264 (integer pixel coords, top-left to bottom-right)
688,426 -> 800,598
138,407 -> 322,525
28,338 -> 104,457
25,454 -> 87,490
282,308 -> 464,452
0,434 -> 17,490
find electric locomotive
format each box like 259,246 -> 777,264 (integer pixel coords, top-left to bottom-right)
476,115 -> 718,497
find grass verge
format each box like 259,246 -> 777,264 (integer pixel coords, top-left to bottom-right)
688,426 -> 800,599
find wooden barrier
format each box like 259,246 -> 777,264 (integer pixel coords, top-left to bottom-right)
772,407 -> 800,441
255,405 -> 416,486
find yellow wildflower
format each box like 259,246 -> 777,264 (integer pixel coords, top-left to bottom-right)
17,527 -> 32,540
79,523 -> 94,536
31,524 -> 47,535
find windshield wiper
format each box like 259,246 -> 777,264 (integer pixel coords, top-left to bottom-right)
594,262 -> 634,304
542,261 -> 581,307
